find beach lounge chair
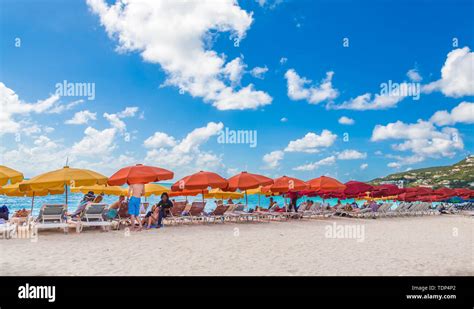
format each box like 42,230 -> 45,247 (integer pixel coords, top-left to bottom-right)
0,222 -> 16,239
206,205 -> 229,223
184,201 -> 206,224
74,203 -> 111,233
165,201 -> 188,225
33,204 -> 68,233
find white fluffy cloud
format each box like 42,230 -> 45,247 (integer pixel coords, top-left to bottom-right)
423,47 -> 474,97
293,155 -> 336,171
144,122 -> 224,177
337,149 -> 367,160
0,82 -> 61,135
371,119 -> 464,166
285,69 -> 338,104
65,110 -> 97,125
338,116 -> 355,125
144,132 -> 177,149
71,127 -> 117,156
429,101 -> 474,126
360,163 -> 368,170
262,150 -> 284,169
87,0 -> 272,110
250,66 -> 268,79
284,130 -> 337,153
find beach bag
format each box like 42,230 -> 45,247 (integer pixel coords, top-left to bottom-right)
0,206 -> 9,220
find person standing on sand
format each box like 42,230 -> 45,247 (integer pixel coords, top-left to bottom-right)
128,183 -> 144,231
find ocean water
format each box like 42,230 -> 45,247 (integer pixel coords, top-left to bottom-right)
0,183 -> 384,216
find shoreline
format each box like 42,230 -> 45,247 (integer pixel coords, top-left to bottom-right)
1,215 -> 472,276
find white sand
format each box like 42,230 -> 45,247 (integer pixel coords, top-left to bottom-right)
1,215 -> 472,276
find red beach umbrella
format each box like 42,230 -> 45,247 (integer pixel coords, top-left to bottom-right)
307,176 -> 346,192
227,171 -> 273,206
171,171 -> 228,191
371,184 -> 403,197
108,164 -> 173,186
344,181 -> 373,197
171,171 -> 228,204
227,171 -> 273,191
269,176 -> 307,193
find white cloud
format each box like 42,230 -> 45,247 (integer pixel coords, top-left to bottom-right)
338,116 -> 355,125
429,101 -> 474,126
329,90 -> 409,111
285,69 -> 338,104
337,149 -> 367,160
360,163 -> 368,170
284,130 -> 337,153
47,99 -> 84,114
262,150 -> 284,169
71,127 -> 117,156
103,106 -> 139,142
280,117 -> 288,122
371,120 -> 464,165
144,122 -> 225,177
279,57 -> 288,65
250,66 -> 268,79
65,110 -> 97,125
0,82 -> 61,135
423,47 -> 474,97
87,0 -> 272,111
293,155 -> 336,171
223,57 -> 246,85
407,68 -> 422,82
143,132 -> 177,149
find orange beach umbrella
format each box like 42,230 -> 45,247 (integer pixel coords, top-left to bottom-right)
108,164 -> 174,186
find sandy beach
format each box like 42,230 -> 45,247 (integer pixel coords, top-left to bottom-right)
1,215 -> 472,276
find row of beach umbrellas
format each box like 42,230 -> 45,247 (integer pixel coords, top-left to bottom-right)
1,164 -> 473,213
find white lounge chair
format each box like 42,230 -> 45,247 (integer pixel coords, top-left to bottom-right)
0,222 -> 17,239
34,204 -> 68,234
74,203 -> 111,233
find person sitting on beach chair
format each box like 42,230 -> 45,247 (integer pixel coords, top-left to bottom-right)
68,192 -> 95,218
143,204 -> 159,228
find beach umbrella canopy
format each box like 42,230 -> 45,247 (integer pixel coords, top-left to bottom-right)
169,189 -> 208,197
1,182 -> 64,197
204,188 -> 244,200
19,166 -> 107,191
171,171 -> 228,191
0,165 -> 24,186
108,164 -> 173,185
142,183 -> 170,197
19,166 -> 107,205
344,181 -> 373,196
1,181 -> 64,213
71,184 -> 126,196
307,176 -> 346,192
227,171 -> 273,191
371,184 -> 403,197
269,176 -> 307,193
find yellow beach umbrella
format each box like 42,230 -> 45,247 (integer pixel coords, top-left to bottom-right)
0,165 -> 24,186
19,166 -> 107,205
71,184 -> 126,196
1,182 -> 64,212
204,188 -> 244,200
142,183 -> 170,197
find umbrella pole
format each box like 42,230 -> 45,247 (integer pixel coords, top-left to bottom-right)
245,190 -> 248,208
65,184 -> 68,206
30,192 -> 35,214
202,189 -> 205,205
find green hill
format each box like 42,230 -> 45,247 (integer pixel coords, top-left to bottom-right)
371,155 -> 474,188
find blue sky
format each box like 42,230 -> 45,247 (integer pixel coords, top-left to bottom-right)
0,0 -> 473,182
